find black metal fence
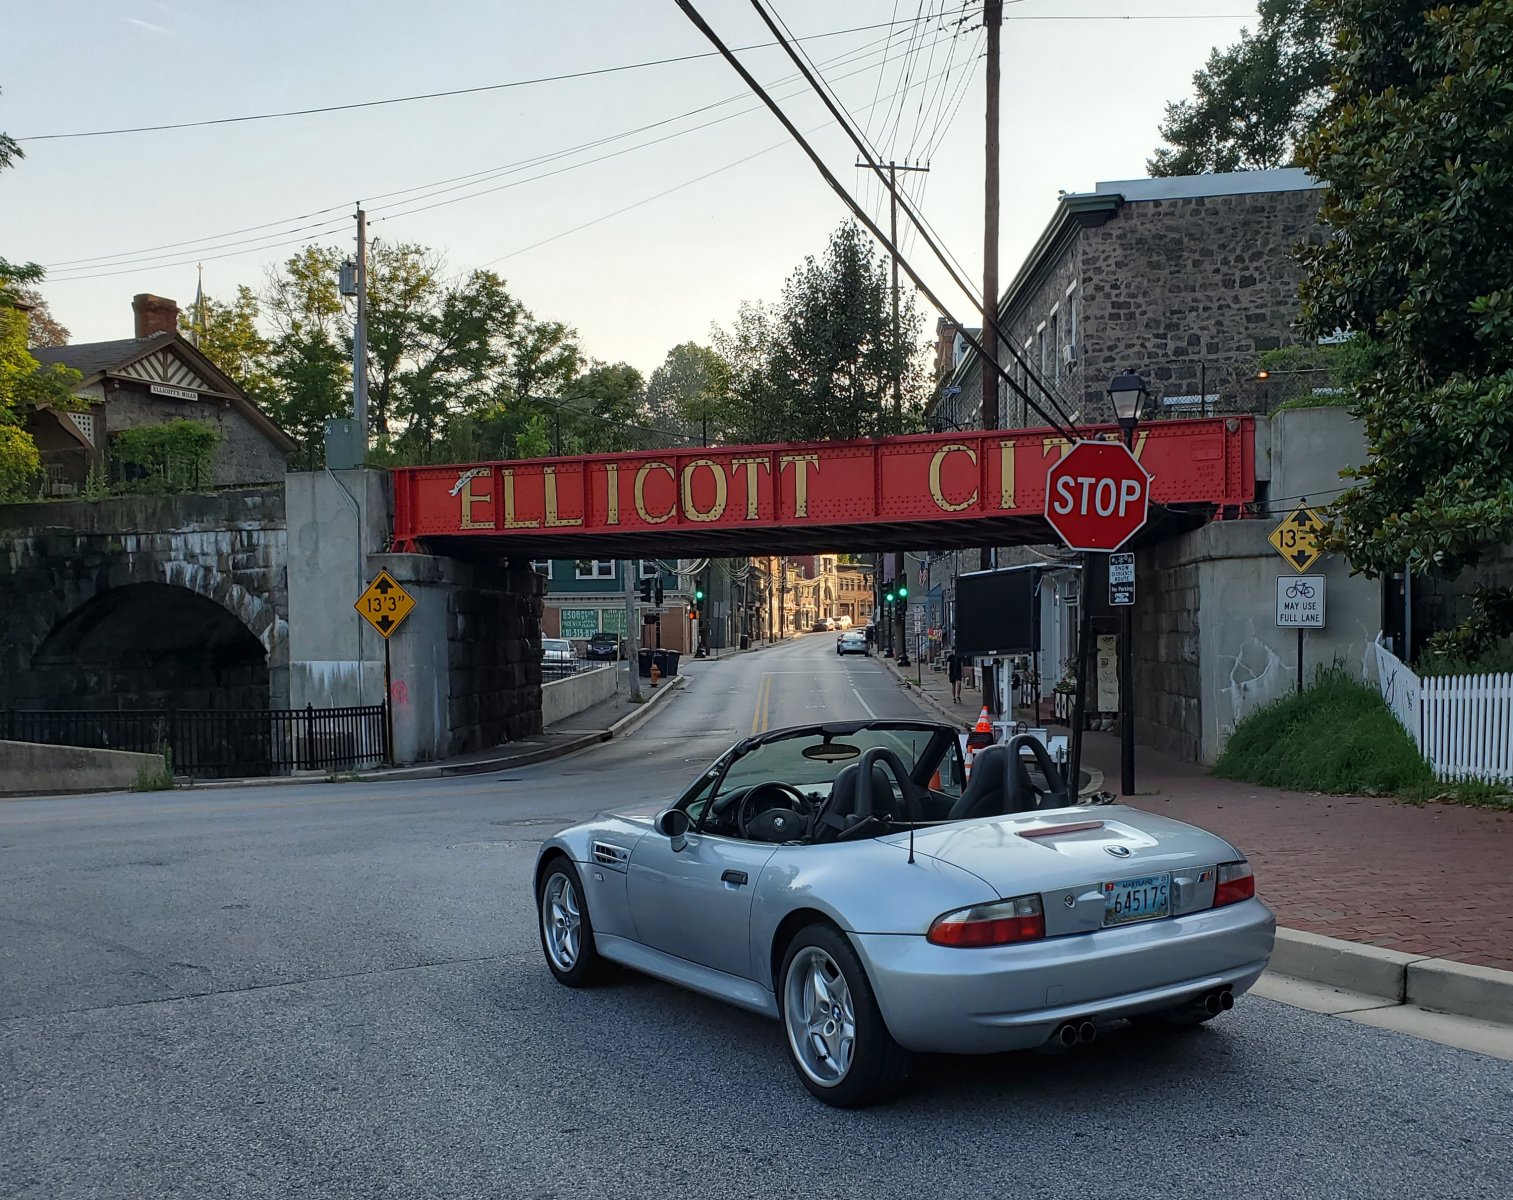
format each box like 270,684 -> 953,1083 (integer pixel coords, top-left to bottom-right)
2,705 -> 389,779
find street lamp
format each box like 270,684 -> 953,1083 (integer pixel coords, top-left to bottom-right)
1106,371 -> 1147,800
1108,371 -> 1149,440
883,588 -> 896,656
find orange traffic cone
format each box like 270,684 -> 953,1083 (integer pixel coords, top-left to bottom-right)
964,707 -> 994,780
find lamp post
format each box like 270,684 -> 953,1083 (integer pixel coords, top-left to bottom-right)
1108,371 -> 1148,798
883,588 -> 896,656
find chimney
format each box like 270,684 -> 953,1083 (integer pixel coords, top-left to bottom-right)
132,293 -> 179,339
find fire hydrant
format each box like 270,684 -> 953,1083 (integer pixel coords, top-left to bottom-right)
650,661 -> 662,687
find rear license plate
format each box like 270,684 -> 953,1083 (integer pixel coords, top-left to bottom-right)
1103,872 -> 1171,927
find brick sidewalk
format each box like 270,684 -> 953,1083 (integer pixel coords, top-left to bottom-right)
883,654 -> 1513,971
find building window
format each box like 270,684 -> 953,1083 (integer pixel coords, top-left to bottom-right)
1065,283 -> 1078,356
1047,307 -> 1060,383
639,559 -> 661,579
531,560 -> 553,578
1036,324 -> 1049,381
575,560 -> 615,580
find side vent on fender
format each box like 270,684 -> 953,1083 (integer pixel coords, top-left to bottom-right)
592,841 -> 630,872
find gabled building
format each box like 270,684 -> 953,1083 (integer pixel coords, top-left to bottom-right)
26,293 -> 295,495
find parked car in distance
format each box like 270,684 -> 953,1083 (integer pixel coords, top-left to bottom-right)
837,630 -> 868,656
542,637 -> 575,675
814,617 -> 836,632
585,632 -> 623,661
835,615 -> 853,629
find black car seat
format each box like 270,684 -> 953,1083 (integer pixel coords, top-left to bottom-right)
948,736 -> 1072,821
812,762 -> 892,842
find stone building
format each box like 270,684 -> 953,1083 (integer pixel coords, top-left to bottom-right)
933,167 -> 1325,432
26,294 -> 295,494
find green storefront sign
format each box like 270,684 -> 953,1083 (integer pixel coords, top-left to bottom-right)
561,607 -> 629,639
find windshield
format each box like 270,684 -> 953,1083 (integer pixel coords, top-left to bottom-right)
543,639 -> 571,654
714,726 -> 937,798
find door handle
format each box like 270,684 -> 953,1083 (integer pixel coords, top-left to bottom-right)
721,869 -> 749,886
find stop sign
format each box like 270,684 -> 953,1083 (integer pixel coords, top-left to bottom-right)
1043,440 -> 1151,552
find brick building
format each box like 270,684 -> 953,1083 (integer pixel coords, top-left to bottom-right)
26,294 -> 295,494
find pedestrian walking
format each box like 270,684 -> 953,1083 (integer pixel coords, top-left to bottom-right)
947,646 -> 964,703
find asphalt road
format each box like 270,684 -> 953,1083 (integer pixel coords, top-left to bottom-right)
2,635 -> 1510,1199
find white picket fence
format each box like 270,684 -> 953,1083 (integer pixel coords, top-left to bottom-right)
1372,637 -> 1513,782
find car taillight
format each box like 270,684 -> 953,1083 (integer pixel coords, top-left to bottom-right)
927,895 -> 1045,947
1215,860 -> 1255,907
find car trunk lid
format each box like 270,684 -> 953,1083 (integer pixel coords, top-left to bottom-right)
886,806 -> 1237,935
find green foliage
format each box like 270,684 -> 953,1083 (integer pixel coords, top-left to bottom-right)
645,342 -> 731,446
1298,1 -> 1513,585
1214,668 -> 1434,794
130,747 -> 175,792
110,420 -> 222,493
1420,586 -> 1513,674
1150,0 -> 1333,175
714,222 -> 928,443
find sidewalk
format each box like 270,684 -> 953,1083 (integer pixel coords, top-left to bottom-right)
878,652 -> 1513,973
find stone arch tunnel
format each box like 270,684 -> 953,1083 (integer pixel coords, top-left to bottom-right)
0,489 -> 289,714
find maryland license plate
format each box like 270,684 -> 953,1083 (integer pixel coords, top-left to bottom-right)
1103,873 -> 1171,927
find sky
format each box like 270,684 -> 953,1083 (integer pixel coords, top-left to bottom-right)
1,1 -> 1257,379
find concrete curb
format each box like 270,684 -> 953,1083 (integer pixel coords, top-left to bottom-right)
1272,927 -> 1513,1026
607,674 -> 687,739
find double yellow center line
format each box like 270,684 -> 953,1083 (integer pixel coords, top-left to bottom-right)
750,673 -> 773,736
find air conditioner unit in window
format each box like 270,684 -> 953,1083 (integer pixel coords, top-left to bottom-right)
1062,344 -> 1078,365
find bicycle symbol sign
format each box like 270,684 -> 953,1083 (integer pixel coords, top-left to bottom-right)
1275,574 -> 1326,629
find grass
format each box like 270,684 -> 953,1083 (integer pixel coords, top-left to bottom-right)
130,748 -> 176,792
1215,669 -> 1435,795
1215,669 -> 1513,808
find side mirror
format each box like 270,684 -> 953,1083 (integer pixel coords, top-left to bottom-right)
655,808 -> 690,852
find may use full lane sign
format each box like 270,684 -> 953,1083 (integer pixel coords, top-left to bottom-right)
1275,575 -> 1325,629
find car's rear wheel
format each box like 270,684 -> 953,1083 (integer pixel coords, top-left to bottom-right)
779,924 -> 910,1107
537,857 -> 605,987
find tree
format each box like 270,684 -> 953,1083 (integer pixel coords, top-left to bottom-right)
561,361 -> 647,454
1,95 -> 79,500
1149,0 -> 1333,176
14,287 -> 68,348
1297,0 -> 1513,655
644,342 -> 730,446
714,222 -> 927,443
182,286 -> 275,404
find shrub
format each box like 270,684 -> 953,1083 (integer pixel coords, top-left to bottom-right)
1214,668 -> 1434,795
110,419 -> 220,493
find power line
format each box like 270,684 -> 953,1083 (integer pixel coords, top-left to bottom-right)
675,0 -> 1078,442
15,9 -> 984,142
43,23 -> 945,275
748,0 -> 1081,436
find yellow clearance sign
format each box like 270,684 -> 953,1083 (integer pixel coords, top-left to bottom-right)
1268,503 -> 1325,573
355,569 -> 415,638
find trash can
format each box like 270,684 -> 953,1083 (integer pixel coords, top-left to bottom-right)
739,635 -> 750,650
652,649 -> 680,677
637,648 -> 655,678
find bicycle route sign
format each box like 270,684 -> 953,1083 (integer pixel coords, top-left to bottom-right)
1268,503 -> 1325,572
355,569 -> 416,639
1275,575 -> 1325,629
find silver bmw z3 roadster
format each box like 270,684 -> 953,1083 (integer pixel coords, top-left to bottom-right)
534,719 -> 1275,1107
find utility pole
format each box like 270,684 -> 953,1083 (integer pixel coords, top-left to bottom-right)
857,159 -> 931,435
353,204 -> 369,450
623,563 -> 643,703
979,3 -> 1002,572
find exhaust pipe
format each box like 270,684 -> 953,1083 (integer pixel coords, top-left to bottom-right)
1200,988 -> 1235,1016
1042,1019 -> 1096,1053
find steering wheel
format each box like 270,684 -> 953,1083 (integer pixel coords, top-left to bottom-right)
736,781 -> 814,842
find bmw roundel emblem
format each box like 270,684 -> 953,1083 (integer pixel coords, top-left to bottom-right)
1105,844 -> 1132,858
1063,894 -> 1076,908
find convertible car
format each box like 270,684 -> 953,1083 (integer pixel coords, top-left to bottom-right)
534,719 -> 1274,1107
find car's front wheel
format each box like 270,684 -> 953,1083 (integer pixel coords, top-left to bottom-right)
779,923 -> 910,1107
536,857 -> 605,987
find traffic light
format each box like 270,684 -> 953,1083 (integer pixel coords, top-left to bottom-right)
689,609 -> 700,622
639,578 -> 653,604
897,582 -> 908,600
654,580 -> 664,606
694,586 -> 705,602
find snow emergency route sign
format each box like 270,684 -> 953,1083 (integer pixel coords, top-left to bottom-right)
355,569 -> 415,639
1268,503 -> 1325,573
